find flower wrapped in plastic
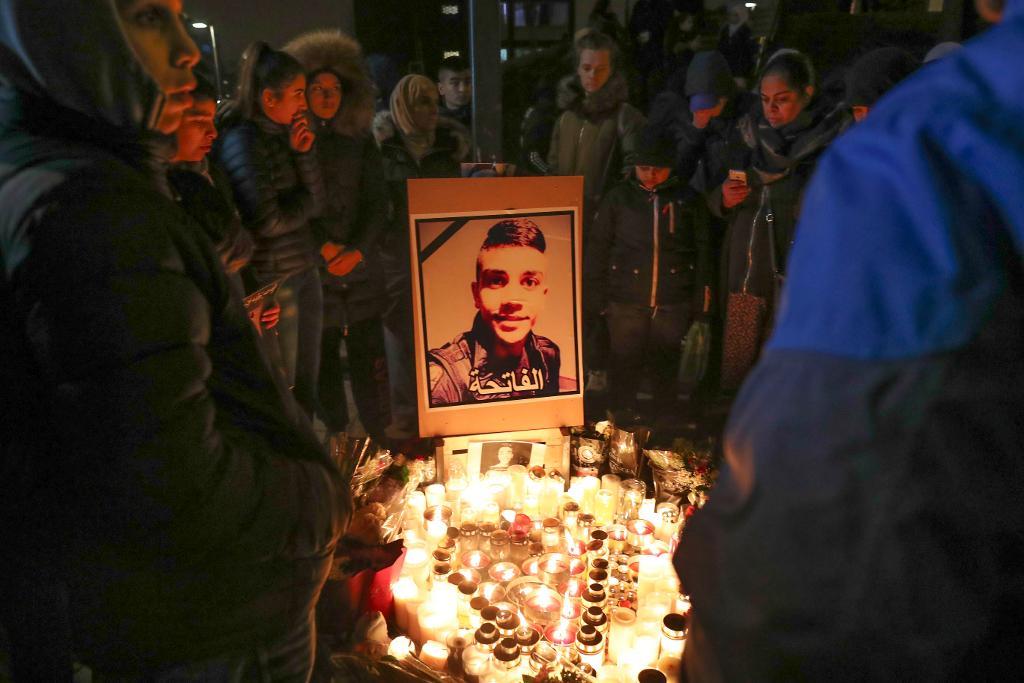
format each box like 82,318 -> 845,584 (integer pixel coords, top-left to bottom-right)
645,435 -> 719,507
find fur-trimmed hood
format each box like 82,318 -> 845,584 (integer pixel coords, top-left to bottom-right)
569,71 -> 630,122
283,29 -> 376,136
372,110 -> 470,163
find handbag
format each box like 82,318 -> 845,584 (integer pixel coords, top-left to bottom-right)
721,186 -> 777,392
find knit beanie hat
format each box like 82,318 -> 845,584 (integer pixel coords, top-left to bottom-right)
845,47 -> 919,107
633,125 -> 675,169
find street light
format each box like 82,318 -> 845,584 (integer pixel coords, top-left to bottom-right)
188,19 -> 222,101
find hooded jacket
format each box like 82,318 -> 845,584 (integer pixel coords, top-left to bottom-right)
546,71 -> 646,223
585,174 -> 711,313
285,29 -> 388,326
0,0 -> 344,671
678,4 -> 1024,680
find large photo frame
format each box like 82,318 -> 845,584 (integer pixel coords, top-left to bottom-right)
408,177 -> 585,437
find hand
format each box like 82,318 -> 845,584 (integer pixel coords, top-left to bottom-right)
722,179 -> 751,209
289,114 -> 315,153
326,249 -> 364,277
320,241 -> 345,264
336,538 -> 405,571
260,302 -> 281,330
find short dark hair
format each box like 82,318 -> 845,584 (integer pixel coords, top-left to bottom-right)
760,50 -> 816,95
191,72 -> 218,105
574,31 -> 619,71
439,56 -> 470,79
476,218 -> 547,278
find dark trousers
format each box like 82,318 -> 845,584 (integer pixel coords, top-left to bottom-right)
263,267 -> 323,419
381,270 -> 418,440
606,301 -> 690,416
318,319 -> 390,439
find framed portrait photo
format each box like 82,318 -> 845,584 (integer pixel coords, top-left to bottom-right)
408,177 -> 585,437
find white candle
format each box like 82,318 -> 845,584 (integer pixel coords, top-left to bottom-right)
406,491 -> 426,530
595,489 -> 617,526
637,555 -> 667,604
419,639 -> 449,671
418,600 -> 457,645
627,633 -> 661,676
425,483 -> 446,509
388,635 -> 416,659
601,474 -> 621,493
607,607 -> 636,664
426,519 -> 448,547
598,664 -> 626,682
580,475 -> 601,511
391,576 -> 420,632
402,542 -> 431,591
540,478 -> 562,518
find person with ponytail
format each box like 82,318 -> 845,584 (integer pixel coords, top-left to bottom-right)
376,73 -> 466,445
215,41 -> 326,418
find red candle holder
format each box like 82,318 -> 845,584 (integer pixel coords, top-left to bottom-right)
544,620 -> 578,649
488,561 -> 523,584
461,550 -> 492,572
626,518 -> 655,549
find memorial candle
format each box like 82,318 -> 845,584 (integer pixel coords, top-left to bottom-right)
507,464 -> 528,509
538,552 -> 570,587
607,607 -> 636,664
579,475 -> 601,511
402,542 -> 431,591
595,489 -> 617,526
391,576 -> 420,632
626,518 -> 655,549
489,561 -> 522,584
388,636 -> 415,660
425,483 -> 446,509
461,550 -> 492,572
406,491 -> 426,530
419,639 -> 449,671
544,619 -> 578,650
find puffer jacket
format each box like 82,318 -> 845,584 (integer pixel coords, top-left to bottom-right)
215,115 -> 324,279
585,175 -> 711,314
546,72 -> 646,222
285,29 -> 389,327
0,2 -> 344,670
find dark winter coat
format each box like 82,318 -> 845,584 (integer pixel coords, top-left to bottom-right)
678,6 -> 1024,678
0,19 -> 344,672
712,103 -> 849,302
310,126 -> 389,325
717,23 -> 756,79
215,116 -> 325,280
284,29 -> 388,327
586,176 -> 710,314
378,118 -> 465,280
547,72 -> 646,222
688,90 -> 760,194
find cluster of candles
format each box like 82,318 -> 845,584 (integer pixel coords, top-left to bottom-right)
388,467 -> 691,682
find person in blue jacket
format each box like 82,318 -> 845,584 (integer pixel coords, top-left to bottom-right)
676,0 -> 1024,680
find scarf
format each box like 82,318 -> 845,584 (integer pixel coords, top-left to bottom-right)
390,74 -> 436,162
575,71 -> 630,122
748,102 -> 848,184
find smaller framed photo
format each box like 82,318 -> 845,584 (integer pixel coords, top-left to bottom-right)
466,440 -> 545,482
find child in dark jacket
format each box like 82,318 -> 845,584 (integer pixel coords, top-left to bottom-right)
585,129 -> 711,424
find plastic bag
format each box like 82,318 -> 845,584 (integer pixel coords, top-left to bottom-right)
679,319 -> 711,390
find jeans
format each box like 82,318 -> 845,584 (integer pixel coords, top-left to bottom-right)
263,267 -> 323,419
318,319 -> 390,439
605,301 -> 690,416
95,612 -> 316,683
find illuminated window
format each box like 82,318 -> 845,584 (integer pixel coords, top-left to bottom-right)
443,50 -> 461,59
441,4 -> 459,15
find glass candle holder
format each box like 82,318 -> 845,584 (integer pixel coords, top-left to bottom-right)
489,529 -> 511,562
452,566 -> 482,585
537,552 -> 570,587
488,561 -> 522,584
575,624 -> 606,671
607,606 -> 637,664
505,576 -> 543,608
509,529 -> 530,565
544,620 -> 578,651
524,585 -> 563,626
618,480 -> 646,522
515,624 -> 542,654
626,518 -> 655,550
425,483 -> 446,508
541,518 -> 562,551
461,550 -> 492,573
607,524 -> 629,554
508,464 -> 528,510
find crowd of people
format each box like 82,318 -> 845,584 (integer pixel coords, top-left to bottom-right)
2,0 -> 1018,679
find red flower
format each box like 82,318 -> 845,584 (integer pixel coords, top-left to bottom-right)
685,504 -> 697,518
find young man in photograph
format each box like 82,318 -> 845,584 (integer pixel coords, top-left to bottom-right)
428,218 -> 561,405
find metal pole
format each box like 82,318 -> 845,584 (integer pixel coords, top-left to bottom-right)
469,0 -> 502,162
208,24 -> 222,101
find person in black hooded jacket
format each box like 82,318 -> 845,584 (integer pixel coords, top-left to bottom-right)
283,29 -> 391,441
215,41 -> 326,419
586,128 -> 711,424
0,0 -> 345,677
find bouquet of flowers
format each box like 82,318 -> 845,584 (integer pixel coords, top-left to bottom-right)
645,435 -> 719,509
